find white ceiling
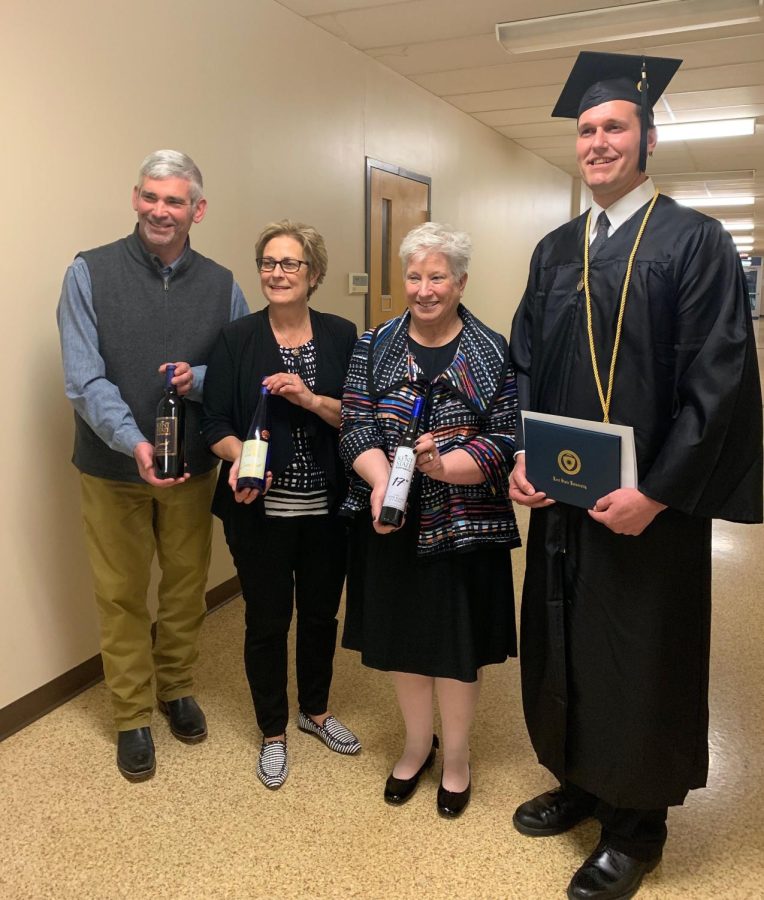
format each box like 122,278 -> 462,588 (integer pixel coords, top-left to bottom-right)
276,0 -> 764,256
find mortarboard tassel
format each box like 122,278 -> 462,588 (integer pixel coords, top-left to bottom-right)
639,58 -> 649,172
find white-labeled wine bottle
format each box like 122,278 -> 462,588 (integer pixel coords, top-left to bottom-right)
378,396 -> 426,527
154,364 -> 186,478
236,384 -> 271,492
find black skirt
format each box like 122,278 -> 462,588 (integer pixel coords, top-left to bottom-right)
342,509 -> 517,682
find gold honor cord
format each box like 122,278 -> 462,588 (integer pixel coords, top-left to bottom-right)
583,190 -> 660,423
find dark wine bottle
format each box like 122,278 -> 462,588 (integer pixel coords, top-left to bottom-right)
154,364 -> 185,478
236,384 -> 271,492
378,396 -> 426,527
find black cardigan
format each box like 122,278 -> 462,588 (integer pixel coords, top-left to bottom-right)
201,306 -> 358,521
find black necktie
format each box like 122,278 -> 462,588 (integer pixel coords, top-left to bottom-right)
589,211 -> 611,260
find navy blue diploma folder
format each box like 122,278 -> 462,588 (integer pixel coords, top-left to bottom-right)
524,417 -> 621,509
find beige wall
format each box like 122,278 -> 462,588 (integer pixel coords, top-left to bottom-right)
0,0 -> 572,708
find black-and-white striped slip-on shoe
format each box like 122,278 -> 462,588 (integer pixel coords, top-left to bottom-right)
297,711 -> 361,755
257,737 -> 288,789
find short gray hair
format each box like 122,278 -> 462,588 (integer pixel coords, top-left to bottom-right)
137,150 -> 204,206
399,222 -> 472,280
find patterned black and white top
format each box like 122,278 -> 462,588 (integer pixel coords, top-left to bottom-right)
340,305 -> 520,556
264,339 -> 329,518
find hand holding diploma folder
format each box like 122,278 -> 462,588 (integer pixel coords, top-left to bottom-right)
521,412 -> 637,509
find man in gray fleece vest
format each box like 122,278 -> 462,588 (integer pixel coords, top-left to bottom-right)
57,150 -> 248,781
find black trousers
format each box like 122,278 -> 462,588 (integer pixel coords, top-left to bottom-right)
227,514 -> 348,737
566,782 -> 668,861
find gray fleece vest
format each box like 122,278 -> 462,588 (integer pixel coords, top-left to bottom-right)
74,228 -> 232,482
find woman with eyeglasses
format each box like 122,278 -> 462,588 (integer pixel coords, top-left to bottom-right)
202,220 -> 360,789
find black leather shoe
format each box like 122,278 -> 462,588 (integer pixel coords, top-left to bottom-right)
384,735 -> 439,805
513,785 -> 597,836
567,842 -> 661,899
158,696 -> 207,743
117,727 -> 155,782
437,768 -> 471,818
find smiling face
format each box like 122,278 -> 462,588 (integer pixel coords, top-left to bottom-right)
132,176 -> 206,264
404,251 -> 466,333
259,235 -> 315,309
576,99 -> 656,208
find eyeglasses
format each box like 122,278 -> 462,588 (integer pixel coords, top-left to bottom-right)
256,257 -> 309,274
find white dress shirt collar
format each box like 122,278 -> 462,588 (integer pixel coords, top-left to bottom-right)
589,178 -> 656,241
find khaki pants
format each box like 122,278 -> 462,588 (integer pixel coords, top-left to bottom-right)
80,470 -> 216,730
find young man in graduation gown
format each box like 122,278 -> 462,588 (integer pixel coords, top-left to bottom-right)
509,52 -> 763,899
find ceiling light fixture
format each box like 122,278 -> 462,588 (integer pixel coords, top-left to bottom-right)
675,196 -> 755,208
721,220 -> 755,230
733,236 -> 755,245
496,0 -> 763,55
658,118 -> 755,142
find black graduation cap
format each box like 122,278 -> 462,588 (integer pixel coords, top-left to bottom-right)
552,51 -> 682,171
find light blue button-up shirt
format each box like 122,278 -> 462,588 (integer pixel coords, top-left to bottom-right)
57,244 -> 249,457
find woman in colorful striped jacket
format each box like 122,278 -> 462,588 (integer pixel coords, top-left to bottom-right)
340,222 -> 520,818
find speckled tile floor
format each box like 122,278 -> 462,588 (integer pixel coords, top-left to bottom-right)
1,321 -> 762,900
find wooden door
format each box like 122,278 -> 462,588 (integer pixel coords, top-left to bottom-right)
367,161 -> 430,328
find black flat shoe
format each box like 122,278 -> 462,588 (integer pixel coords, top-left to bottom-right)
437,768 -> 471,818
158,696 -> 207,744
117,727 -> 155,782
567,842 -> 661,900
384,735 -> 439,805
513,785 -> 596,837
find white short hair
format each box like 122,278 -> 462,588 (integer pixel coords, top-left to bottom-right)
399,222 -> 472,279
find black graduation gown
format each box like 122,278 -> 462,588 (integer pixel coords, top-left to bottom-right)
510,194 -> 763,809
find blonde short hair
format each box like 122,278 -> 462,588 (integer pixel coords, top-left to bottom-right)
255,220 -> 328,298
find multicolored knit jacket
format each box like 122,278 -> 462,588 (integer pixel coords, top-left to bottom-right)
340,305 -> 521,556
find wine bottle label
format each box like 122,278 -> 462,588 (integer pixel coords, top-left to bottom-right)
382,446 -> 416,512
155,418 -> 177,456
239,438 -> 268,478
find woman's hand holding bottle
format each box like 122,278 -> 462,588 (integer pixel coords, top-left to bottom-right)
228,453 -> 273,504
